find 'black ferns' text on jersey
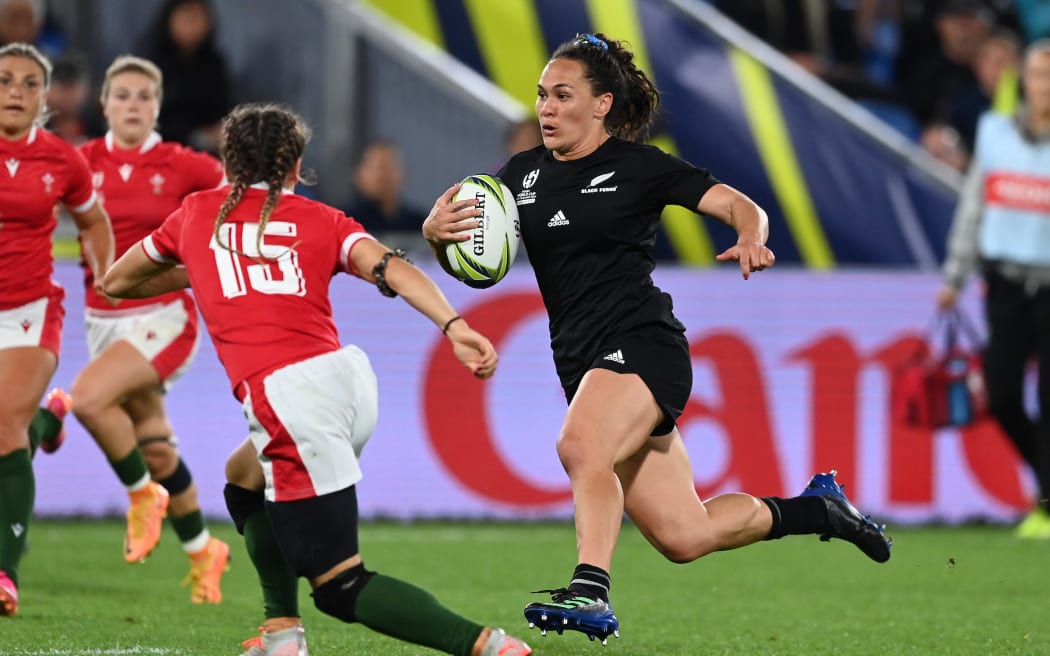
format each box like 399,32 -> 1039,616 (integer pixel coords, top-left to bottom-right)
498,136 -> 719,367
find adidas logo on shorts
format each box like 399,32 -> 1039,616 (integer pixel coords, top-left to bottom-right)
603,349 -> 625,364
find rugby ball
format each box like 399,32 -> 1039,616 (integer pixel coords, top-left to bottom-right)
445,174 -> 520,289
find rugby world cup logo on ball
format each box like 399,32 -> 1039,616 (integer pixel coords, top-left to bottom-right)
446,174 -> 520,288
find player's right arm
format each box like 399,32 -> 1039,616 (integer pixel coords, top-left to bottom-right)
69,202 -> 116,295
421,182 -> 481,278
103,207 -> 189,298
102,241 -> 188,299
349,237 -> 498,379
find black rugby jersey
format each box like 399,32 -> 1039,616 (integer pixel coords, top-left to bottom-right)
498,136 -> 719,364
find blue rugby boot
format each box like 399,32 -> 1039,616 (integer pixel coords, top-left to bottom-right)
524,588 -> 620,645
800,470 -> 892,563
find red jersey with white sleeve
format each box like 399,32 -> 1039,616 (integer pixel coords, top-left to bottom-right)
142,186 -> 377,393
79,131 -> 224,311
0,126 -> 96,310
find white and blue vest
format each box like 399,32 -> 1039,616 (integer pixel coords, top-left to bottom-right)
974,113 -> 1050,266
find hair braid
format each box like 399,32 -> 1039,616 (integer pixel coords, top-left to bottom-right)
213,103 -> 310,258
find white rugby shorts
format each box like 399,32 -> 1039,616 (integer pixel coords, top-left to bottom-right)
242,345 -> 379,502
0,288 -> 65,356
85,296 -> 199,388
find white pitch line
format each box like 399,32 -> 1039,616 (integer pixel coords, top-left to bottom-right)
9,649 -> 183,655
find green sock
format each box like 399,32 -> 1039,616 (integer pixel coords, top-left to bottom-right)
0,450 -> 35,585
244,510 -> 299,618
170,510 -> 206,545
354,573 -> 483,656
27,408 -> 61,457
109,448 -> 150,488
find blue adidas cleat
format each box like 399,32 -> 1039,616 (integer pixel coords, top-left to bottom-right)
524,588 -> 620,645
800,470 -> 892,563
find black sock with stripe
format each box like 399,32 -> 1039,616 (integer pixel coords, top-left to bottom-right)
567,563 -> 610,602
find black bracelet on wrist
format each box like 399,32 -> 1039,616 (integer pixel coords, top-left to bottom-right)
372,248 -> 411,298
442,315 -> 463,334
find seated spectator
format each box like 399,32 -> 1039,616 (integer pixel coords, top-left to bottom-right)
857,0 -> 904,89
137,0 -> 231,155
45,51 -> 101,146
895,0 -> 991,127
948,28 -> 1022,152
344,139 -> 428,253
0,0 -> 68,58
504,118 -> 543,157
920,122 -> 970,172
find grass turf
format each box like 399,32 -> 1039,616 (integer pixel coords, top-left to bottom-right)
2,520 -> 1045,655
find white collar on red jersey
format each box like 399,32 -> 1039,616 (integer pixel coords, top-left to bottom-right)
249,181 -> 294,194
26,125 -> 38,144
104,130 -> 162,154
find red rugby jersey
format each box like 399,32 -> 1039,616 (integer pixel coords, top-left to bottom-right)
0,126 -> 96,309
143,186 -> 376,391
79,131 -> 224,310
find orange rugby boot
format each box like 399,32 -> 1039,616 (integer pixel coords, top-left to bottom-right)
184,537 -> 231,604
123,481 -> 169,563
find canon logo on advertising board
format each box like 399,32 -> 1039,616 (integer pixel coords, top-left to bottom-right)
34,265 -> 1030,523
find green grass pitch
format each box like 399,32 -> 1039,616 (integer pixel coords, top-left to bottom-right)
2,520 -> 1046,655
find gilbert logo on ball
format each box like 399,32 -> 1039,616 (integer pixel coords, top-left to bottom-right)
446,175 -> 520,288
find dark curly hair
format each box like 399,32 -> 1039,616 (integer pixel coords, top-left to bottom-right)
550,33 -> 660,141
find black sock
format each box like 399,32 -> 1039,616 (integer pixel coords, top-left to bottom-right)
761,496 -> 830,540
568,563 -> 610,602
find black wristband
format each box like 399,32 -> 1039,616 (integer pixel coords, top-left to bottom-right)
442,316 -> 463,334
372,248 -> 411,298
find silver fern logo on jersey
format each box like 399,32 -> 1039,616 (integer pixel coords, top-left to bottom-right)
581,170 -> 617,194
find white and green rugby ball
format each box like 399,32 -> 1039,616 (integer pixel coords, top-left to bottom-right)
446,174 -> 520,289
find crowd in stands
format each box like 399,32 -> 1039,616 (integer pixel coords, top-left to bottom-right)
0,0 -> 230,156
9,0 -> 1045,242
715,0 -> 1048,172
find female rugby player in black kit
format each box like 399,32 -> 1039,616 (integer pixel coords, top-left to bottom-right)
423,33 -> 891,645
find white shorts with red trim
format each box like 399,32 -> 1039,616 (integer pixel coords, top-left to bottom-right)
242,345 -> 378,502
85,296 -> 199,389
0,287 -> 65,356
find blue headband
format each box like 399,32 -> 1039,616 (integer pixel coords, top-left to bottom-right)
574,33 -> 608,51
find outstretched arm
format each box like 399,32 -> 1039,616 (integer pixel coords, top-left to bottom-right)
102,242 -> 189,299
350,238 -> 498,379
699,183 -> 775,279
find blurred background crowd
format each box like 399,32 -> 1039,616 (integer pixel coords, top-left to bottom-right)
4,0 -> 1047,259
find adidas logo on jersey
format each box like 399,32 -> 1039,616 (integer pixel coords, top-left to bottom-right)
603,349 -> 625,364
548,210 -> 569,227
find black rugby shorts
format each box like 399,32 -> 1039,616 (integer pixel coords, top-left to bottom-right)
561,324 -> 692,436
